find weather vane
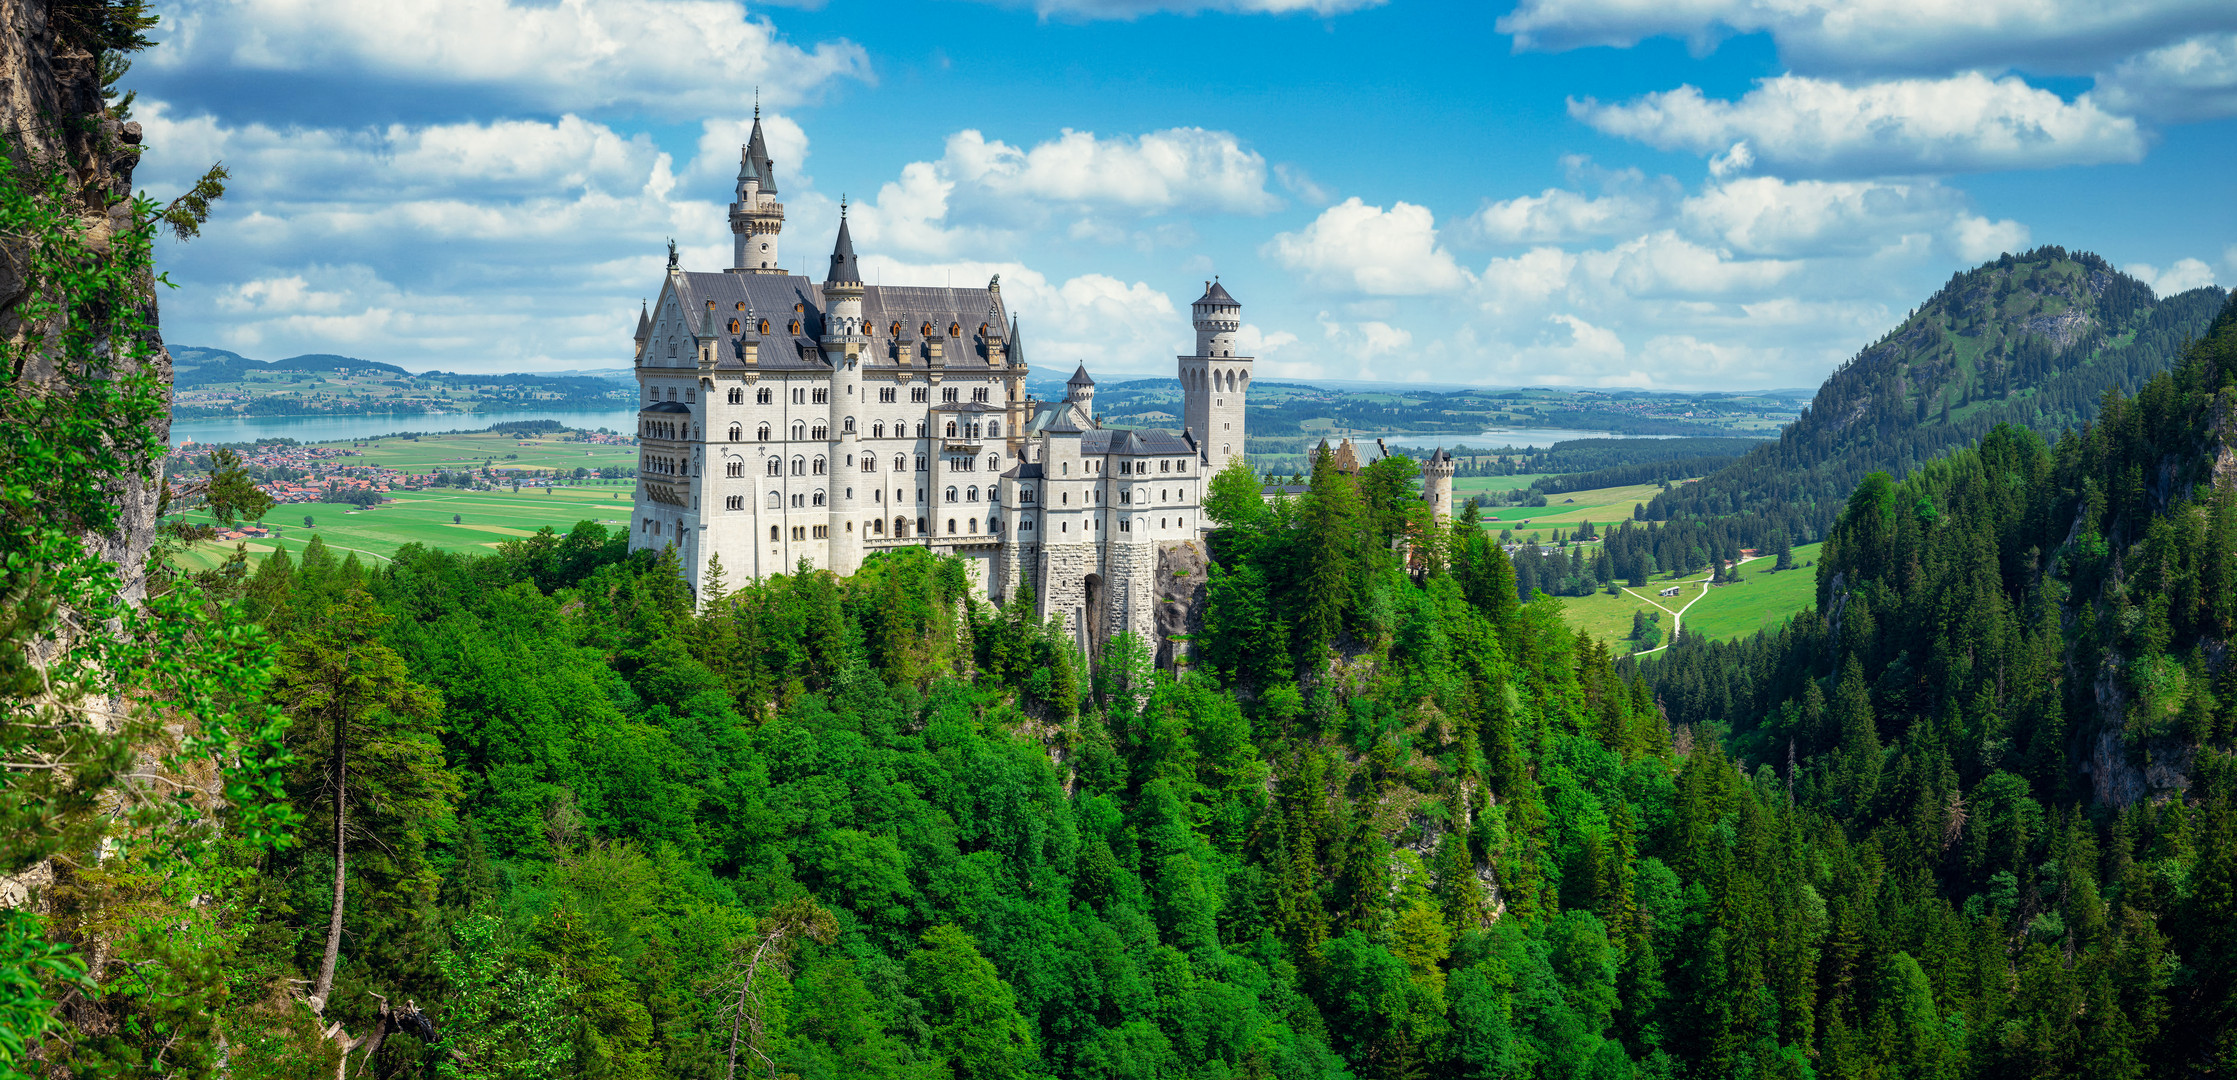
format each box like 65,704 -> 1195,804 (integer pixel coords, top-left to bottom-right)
666,238 -> 677,269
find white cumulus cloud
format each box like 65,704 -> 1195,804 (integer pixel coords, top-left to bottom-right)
1497,0 -> 2237,79
1264,198 -> 1472,296
2095,32 -> 2237,121
148,0 -> 871,116
943,128 -> 1278,214
2126,257 -> 2220,296
1471,188 -> 1659,244
1572,73 -> 2147,176
988,0 -> 1384,18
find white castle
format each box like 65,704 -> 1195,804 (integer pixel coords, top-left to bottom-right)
629,111 -> 1256,651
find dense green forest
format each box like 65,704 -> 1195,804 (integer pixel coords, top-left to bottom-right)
1647,248 -> 2227,549
14,291 -> 2236,1079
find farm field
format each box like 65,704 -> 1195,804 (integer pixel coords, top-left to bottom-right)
1451,473 -> 1566,495
166,484 -> 637,572
1553,542 -> 1825,650
318,431 -> 638,474
1475,482 -> 1667,534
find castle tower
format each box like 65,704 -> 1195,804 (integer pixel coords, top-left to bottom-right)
1421,447 -> 1457,521
729,105 -> 785,274
1179,278 -> 1251,474
822,206 -> 867,573
1065,362 -> 1095,417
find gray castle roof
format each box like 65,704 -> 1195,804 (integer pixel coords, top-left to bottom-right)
634,301 -> 650,341
1080,428 -> 1195,455
826,214 -> 859,285
1195,279 -> 1236,307
661,271 -> 1008,372
1067,363 -> 1095,387
742,112 -> 777,194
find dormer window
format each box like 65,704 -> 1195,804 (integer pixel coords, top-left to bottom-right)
788,319 -> 800,335
793,302 -> 804,313
890,321 -> 902,337
920,322 -> 932,337
949,322 -> 960,337
729,319 -> 741,334
735,301 -> 746,311
758,319 -> 769,335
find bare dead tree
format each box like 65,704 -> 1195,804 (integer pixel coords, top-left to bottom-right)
713,898 -> 838,1080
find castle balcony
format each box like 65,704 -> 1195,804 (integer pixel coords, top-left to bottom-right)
942,440 -> 982,454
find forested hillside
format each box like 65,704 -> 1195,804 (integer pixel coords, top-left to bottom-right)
1649,247 -> 2226,547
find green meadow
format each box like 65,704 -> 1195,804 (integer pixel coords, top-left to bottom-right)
167,484 -> 638,572
1552,542 -> 1826,650
1474,481 -> 1667,536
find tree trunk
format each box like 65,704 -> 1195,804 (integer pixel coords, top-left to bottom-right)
311,712 -> 347,1012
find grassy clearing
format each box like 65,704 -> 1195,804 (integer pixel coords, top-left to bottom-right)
166,484 -> 638,570
1550,542 -> 1827,650
1452,472 -> 1566,495
1677,544 -> 1826,642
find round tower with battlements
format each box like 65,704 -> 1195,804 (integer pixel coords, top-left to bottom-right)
1421,447 -> 1457,521
1179,278 -> 1251,474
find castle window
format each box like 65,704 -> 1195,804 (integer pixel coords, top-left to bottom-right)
771,525 -> 780,541
668,337 -> 677,357
793,494 -> 805,508
792,421 -> 806,440
862,455 -> 877,473
726,461 -> 743,478
728,423 -> 741,441
767,491 -> 781,508
758,423 -> 771,441
894,453 -> 907,472
759,319 -> 770,335
967,486 -> 979,502
916,455 -> 928,471
735,302 -> 746,311
812,423 -> 829,440
945,485 -> 958,501
920,322 -> 932,337
757,387 -> 773,404
791,456 -> 805,475
973,387 -> 988,403
1222,443 -> 1230,456
794,302 -> 804,313
879,387 -> 896,403
989,421 -> 1000,437
729,319 -> 741,334
728,387 -> 743,404
890,322 -> 902,337
813,489 -> 826,507
986,454 -> 999,471
946,421 -> 957,438
872,422 -> 885,438
813,456 -> 827,475
942,387 -> 959,403
911,387 -> 929,403
949,322 -> 960,337
764,458 -> 779,478
969,518 -> 978,533
812,388 -> 828,404
726,495 -> 743,510
947,518 -> 957,535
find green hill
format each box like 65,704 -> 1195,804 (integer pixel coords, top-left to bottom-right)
1649,246 -> 2226,546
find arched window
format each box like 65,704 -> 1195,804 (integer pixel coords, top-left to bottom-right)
872,518 -> 884,535
788,319 -> 800,335
967,486 -> 979,502
989,421 -> 1000,437
770,525 -> 779,541
728,318 -> 741,334
895,517 -> 910,537
986,454 -> 1000,472
791,421 -> 805,441
872,422 -> 885,438
916,455 -> 928,472
767,491 -> 781,508
813,490 -> 826,507
949,322 -> 960,337
947,518 -> 957,534
757,387 -> 772,405
791,456 -> 805,476
915,422 -> 926,438
945,485 -> 958,501
728,387 -> 743,404
946,421 -> 957,438
920,321 -> 932,337
812,423 -> 828,440
969,518 -> 978,533
765,457 -> 780,476
861,455 -> 876,473
667,337 -> 677,357
889,321 -> 902,337
728,423 -> 741,441
842,417 -> 855,433
726,461 -> 743,477
812,456 -> 826,475
758,318 -> 770,335
1222,443 -> 1231,456
757,423 -> 770,441
893,453 -> 908,472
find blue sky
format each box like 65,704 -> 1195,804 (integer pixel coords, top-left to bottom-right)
132,0 -> 2236,389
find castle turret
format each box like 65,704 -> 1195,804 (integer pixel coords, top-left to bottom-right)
1421,447 -> 1457,521
729,105 -> 785,274
822,207 -> 867,573
1179,278 -> 1251,473
1065,362 -> 1095,417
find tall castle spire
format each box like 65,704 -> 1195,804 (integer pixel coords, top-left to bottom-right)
729,93 -> 785,274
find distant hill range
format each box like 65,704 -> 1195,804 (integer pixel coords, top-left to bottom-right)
172,347 -> 412,384
1650,246 -> 2229,545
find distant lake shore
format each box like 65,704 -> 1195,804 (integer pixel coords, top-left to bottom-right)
172,406 -> 646,446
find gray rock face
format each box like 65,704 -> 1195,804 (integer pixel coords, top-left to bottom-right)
1153,540 -> 1208,671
